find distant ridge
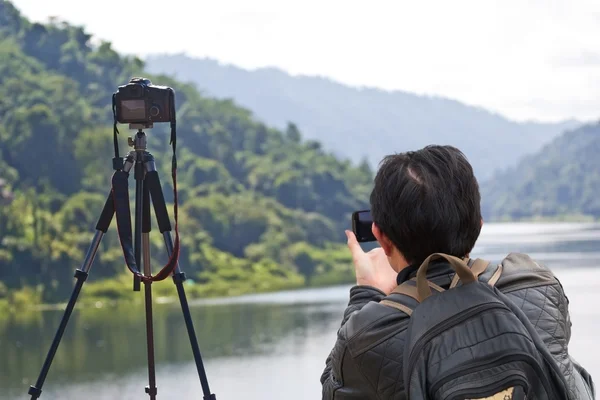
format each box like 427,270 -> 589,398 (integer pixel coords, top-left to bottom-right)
481,121 -> 600,221
146,53 -> 582,182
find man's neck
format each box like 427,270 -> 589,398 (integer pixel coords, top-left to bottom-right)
389,252 -> 409,273
392,253 -> 471,285
391,253 -> 471,273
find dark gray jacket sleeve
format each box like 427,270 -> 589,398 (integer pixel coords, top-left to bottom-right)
320,285 -> 386,399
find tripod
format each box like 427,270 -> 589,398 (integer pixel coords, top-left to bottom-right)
28,128 -> 216,400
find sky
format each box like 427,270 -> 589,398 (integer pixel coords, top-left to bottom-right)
10,0 -> 600,123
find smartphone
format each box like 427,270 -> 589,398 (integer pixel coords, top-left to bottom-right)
351,210 -> 377,242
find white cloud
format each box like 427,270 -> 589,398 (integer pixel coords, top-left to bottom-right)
10,0 -> 600,122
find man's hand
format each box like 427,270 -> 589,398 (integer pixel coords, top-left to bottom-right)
345,230 -> 398,295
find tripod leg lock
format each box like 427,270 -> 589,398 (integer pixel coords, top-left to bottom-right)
172,271 -> 187,284
74,269 -> 89,281
113,157 -> 124,171
145,386 -> 158,396
205,394 -> 217,400
28,385 -> 42,398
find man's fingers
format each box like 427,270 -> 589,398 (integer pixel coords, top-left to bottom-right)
345,230 -> 364,259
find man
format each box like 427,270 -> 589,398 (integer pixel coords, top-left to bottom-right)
320,145 -> 595,399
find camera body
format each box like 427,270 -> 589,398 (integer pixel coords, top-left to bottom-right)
114,78 -> 174,125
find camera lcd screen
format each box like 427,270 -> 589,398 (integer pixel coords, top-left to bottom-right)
120,99 -> 146,121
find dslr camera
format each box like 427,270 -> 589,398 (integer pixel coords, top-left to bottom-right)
114,77 -> 174,125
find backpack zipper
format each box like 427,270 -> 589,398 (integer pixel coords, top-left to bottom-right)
429,353 -> 544,397
405,302 -> 509,397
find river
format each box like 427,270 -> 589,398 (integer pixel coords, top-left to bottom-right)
2,222 -> 599,399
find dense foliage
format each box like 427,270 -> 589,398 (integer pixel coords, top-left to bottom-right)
481,122 -> 600,221
145,54 -> 581,183
0,0 -> 372,309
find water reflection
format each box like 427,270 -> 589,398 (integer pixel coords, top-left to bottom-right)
0,294 -> 346,398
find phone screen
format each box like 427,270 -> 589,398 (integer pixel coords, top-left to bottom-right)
351,210 -> 376,242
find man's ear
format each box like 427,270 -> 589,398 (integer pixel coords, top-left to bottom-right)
372,223 -> 394,257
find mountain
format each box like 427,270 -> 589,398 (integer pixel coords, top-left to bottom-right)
0,0 -> 372,308
481,122 -> 600,221
145,54 -> 582,182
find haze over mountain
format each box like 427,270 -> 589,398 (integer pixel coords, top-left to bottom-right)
482,122 -> 600,221
146,54 -> 582,182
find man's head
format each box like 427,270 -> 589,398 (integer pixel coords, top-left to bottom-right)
370,145 -> 482,270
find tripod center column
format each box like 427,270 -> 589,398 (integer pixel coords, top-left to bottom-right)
134,130 -> 148,152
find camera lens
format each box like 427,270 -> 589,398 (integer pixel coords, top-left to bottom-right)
149,105 -> 160,117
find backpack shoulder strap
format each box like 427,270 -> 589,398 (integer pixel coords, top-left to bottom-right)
379,299 -> 414,316
449,258 -> 492,288
381,256 -> 505,316
380,279 -> 445,315
392,280 -> 444,300
487,263 -> 503,286
380,253 -> 489,315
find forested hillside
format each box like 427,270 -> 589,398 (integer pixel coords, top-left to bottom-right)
481,122 -> 600,221
0,0 -> 373,309
146,54 -> 582,182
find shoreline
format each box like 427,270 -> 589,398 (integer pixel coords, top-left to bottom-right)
487,214 -> 599,223
2,218 -> 599,318
0,276 -> 356,318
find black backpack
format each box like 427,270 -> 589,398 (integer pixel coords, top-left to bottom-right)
381,253 -> 571,400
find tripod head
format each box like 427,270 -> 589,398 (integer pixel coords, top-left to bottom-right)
127,128 -> 148,152
127,123 -> 152,151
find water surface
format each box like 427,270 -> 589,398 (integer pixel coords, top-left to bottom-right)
2,222 -> 599,399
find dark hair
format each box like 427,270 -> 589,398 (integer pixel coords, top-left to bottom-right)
370,145 -> 482,265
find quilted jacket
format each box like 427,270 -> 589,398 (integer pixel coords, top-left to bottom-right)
320,253 -> 596,399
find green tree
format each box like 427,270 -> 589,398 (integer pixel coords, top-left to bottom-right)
0,0 -> 373,307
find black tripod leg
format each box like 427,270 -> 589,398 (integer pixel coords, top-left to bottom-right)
28,192 -> 115,399
142,180 -> 158,400
145,166 -> 216,400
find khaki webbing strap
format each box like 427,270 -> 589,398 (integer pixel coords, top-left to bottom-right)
392,282 -> 420,303
417,253 -> 476,301
488,264 -> 503,286
450,258 -> 491,289
393,280 -> 444,303
427,280 -> 444,292
471,258 -> 491,278
410,277 -> 444,293
380,299 -> 413,316
449,273 -> 460,289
